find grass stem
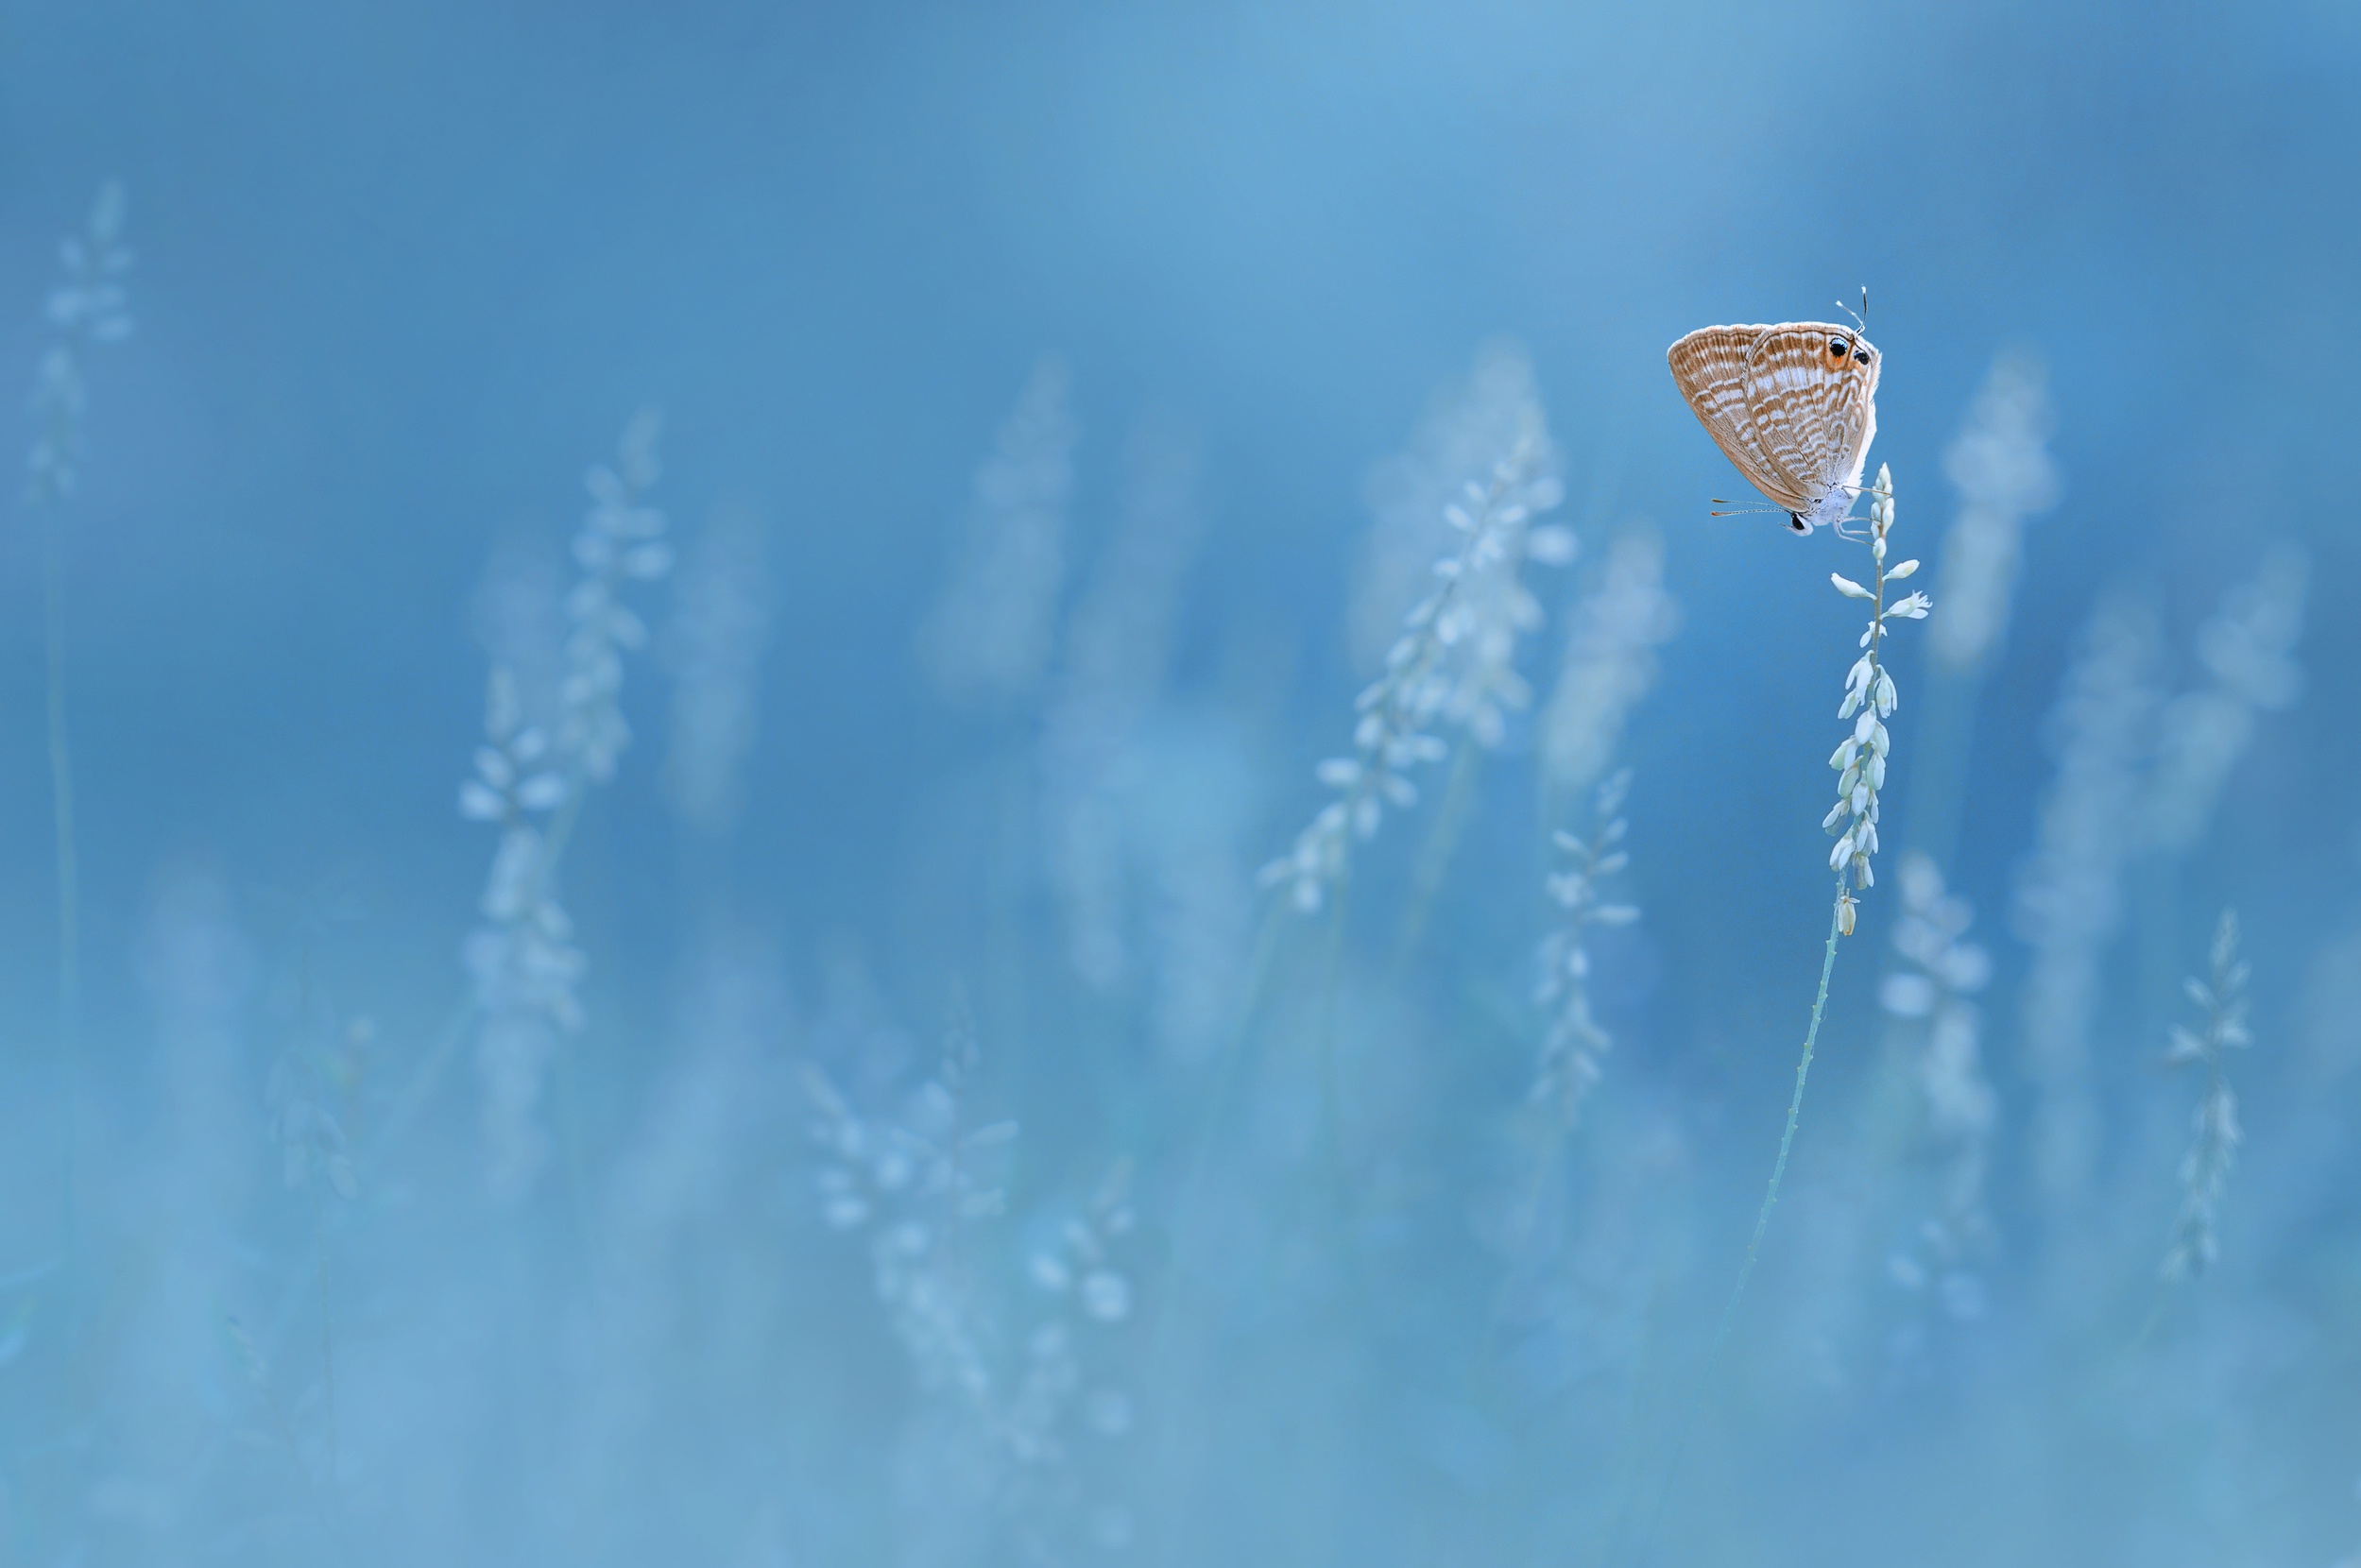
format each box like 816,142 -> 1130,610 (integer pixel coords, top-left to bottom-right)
1629,882 -> 1844,1566
43,510 -> 79,1290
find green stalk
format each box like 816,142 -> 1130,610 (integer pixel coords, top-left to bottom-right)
43,510 -> 79,1278
1632,484 -> 1902,1565
1628,887 -> 1843,1567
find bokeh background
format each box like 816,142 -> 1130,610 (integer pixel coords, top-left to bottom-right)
0,1 -> 2354,1563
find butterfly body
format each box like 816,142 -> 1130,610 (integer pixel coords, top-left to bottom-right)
1668,322 -> 1880,535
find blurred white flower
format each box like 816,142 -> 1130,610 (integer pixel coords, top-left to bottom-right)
2013,596 -> 2164,1205
1079,1270 -> 1132,1322
806,1026 -> 1138,1550
1352,339 -> 1561,673
2162,910 -> 2251,1280
560,407 -> 671,783
2144,544 -> 2307,854
27,182 -> 132,507
918,356 -> 1077,708
1884,851 -> 1997,1250
1540,525 -> 1679,795
465,413 -> 667,1202
1531,771 -> 1636,1130
1262,369 -> 1563,914
1039,415 -> 1206,990
1929,351 -> 2060,674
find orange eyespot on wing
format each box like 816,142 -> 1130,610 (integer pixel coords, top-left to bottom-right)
1742,324 -> 1879,503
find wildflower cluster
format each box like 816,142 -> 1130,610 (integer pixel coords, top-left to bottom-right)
808,1017 -> 1138,1551
28,182 -> 131,506
462,412 -> 669,1200
1041,417 -> 1205,991
2162,910 -> 2251,1280
560,407 -> 673,782
1531,770 -> 1639,1128
919,356 -> 1078,707
1881,854 -> 1996,1195
1879,852 -> 1997,1312
460,671 -> 581,1025
1439,449 -> 1576,747
461,670 -> 585,1199
807,1017 -> 1014,1402
1540,527 -> 1680,794
1008,1164 -> 1141,1552
2012,598 -> 2163,1204
1928,352 -> 2059,674
1822,465 -> 1931,934
2145,544 -> 2308,854
1261,432 -> 1565,912
1024,1163 -> 1138,1338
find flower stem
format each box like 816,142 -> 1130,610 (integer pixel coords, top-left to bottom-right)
1630,881 -> 1844,1566
43,510 -> 79,1280
1722,881 -> 1846,1333
1392,740 -> 1482,965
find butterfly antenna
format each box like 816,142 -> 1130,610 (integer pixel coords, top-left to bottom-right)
1835,291 -> 1868,337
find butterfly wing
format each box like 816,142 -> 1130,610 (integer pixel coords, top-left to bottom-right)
1739,324 -> 1880,513
1668,326 -> 1813,513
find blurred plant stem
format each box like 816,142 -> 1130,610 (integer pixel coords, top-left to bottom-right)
1393,740 -> 1482,965
1630,884 -> 1845,1567
1315,871 -> 1351,1204
43,511 -> 79,1291
1723,886 -> 1846,1345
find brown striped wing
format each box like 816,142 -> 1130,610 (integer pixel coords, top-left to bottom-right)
1737,323 -> 1880,505
1668,325 -> 1812,513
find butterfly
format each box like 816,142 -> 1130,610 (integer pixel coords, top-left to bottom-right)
1668,319 -> 1880,536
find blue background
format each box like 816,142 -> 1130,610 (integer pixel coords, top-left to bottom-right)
0,1 -> 2354,1563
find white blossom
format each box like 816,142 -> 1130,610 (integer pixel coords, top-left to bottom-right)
2144,544 -> 2307,854
27,182 -> 132,507
807,1017 -> 1138,1549
1880,853 -> 1997,1272
1351,340 -> 1572,748
2012,596 -> 2164,1204
1820,466 -> 1925,924
805,1014 -> 1009,1405
1261,406 -> 1562,914
466,412 -> 667,1201
2162,910 -> 2251,1280
463,663 -> 586,1201
1928,351 -> 2060,673
1540,526 -> 1680,794
1531,771 -> 1638,1128
559,407 -> 671,783
918,356 -> 1078,708
1039,416 -> 1205,989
